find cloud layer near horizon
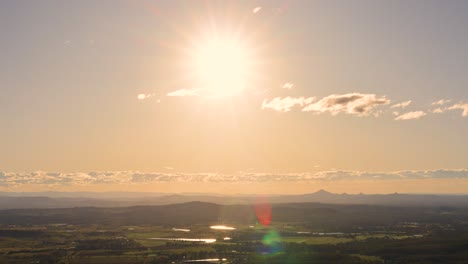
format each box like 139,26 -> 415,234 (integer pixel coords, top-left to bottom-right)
0,169 -> 466,187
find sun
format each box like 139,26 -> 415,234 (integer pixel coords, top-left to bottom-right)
188,34 -> 254,97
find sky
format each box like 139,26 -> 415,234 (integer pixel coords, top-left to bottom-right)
0,0 -> 467,194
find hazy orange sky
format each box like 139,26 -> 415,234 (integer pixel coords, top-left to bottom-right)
0,0 -> 466,194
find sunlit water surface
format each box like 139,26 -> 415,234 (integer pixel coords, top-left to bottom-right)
210,225 -> 235,230
149,238 -> 216,243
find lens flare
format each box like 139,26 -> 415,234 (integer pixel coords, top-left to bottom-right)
262,230 -> 283,255
255,196 -> 272,226
254,196 -> 284,256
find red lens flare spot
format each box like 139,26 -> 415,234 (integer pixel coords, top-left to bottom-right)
255,197 -> 272,226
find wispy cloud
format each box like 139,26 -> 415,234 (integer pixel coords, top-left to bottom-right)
431,102 -> 468,117
261,93 -> 467,120
167,89 -> 199,97
1,169 -> 467,186
432,99 -> 451,106
137,93 -> 155,100
432,108 -> 445,114
391,100 -> 412,109
282,82 -> 294,89
302,93 -> 390,116
448,103 -> 468,117
262,96 -> 315,112
252,6 -> 262,14
395,111 -> 426,120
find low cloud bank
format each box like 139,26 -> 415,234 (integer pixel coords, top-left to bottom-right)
0,169 -> 466,187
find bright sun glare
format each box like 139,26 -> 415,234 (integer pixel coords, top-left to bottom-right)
189,35 -> 254,97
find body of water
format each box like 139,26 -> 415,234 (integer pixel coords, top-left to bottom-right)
149,238 -> 216,243
183,258 -> 227,263
210,225 -> 235,230
172,228 -> 191,232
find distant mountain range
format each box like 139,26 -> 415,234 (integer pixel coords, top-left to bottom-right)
1,190 -> 468,209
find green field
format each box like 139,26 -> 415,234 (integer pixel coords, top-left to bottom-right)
0,223 -> 430,264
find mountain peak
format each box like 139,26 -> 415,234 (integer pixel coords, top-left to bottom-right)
314,189 -> 333,195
